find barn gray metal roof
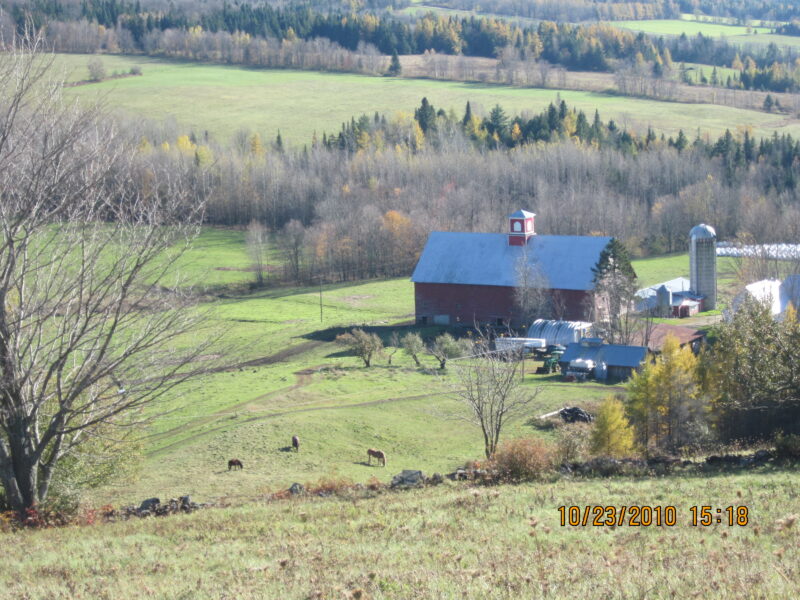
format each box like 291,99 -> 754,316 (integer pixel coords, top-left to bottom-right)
559,341 -> 648,369
411,232 -> 612,291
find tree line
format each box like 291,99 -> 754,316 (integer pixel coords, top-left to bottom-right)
12,0 -> 800,96
123,97 -> 800,284
326,97 -> 800,191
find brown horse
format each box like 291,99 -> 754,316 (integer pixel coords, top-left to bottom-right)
292,435 -> 300,452
367,448 -> 386,467
228,458 -> 243,471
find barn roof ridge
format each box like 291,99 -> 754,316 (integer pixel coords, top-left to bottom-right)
411,231 -> 612,291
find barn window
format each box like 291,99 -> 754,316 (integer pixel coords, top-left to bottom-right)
512,221 -> 522,232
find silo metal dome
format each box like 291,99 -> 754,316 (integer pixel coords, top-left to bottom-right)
690,224 -> 716,240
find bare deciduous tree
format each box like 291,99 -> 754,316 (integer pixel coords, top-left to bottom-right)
513,250 -> 552,329
87,56 -> 105,81
279,219 -> 305,282
0,38 -> 214,514
453,337 -> 542,458
245,219 -> 269,287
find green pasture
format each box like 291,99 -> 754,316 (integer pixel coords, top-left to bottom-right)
609,18 -> 800,51
724,33 -> 800,49
679,13 -> 782,28
609,18 -> 772,38
83,227 -> 701,505
4,470 -> 800,599
54,54 -> 800,144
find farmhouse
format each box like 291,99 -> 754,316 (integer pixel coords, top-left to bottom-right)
411,210 -> 611,327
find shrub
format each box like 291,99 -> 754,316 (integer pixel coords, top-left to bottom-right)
487,438 -> 555,482
305,476 -> 356,496
555,422 -> 592,464
526,416 -> 558,430
87,57 -> 106,81
775,432 -> 800,460
130,65 -> 142,76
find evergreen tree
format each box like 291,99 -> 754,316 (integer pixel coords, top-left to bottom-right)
486,104 -> 509,138
591,238 -> 637,344
388,50 -> 402,76
462,101 -> 472,128
675,129 -> 688,152
414,97 -> 437,134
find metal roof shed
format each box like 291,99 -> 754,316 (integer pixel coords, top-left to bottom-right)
559,342 -> 647,382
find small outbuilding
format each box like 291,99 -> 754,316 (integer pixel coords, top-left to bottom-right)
558,338 -> 647,382
635,277 -> 706,318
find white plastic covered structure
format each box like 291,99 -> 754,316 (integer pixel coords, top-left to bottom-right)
526,319 -> 594,346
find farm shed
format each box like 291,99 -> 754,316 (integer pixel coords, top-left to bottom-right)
558,339 -> 647,382
411,211 -> 611,328
635,277 -> 705,318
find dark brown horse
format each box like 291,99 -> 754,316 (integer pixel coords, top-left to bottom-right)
228,458 -> 243,471
292,435 -> 300,452
367,448 -> 386,467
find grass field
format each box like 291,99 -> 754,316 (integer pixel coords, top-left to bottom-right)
70,229 -> 733,507
4,470 -> 800,598
5,228 -> 797,599
53,54 -> 800,145
725,33 -> 800,49
609,18 -> 800,51
609,18 -> 772,38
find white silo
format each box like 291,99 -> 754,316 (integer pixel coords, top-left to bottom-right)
689,224 -> 717,311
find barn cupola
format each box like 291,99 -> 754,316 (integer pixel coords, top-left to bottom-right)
508,209 -> 536,246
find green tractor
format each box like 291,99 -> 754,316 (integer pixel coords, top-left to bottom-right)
536,352 -> 562,374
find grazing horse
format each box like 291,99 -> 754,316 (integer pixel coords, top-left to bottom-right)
367,448 -> 386,467
228,458 -> 243,471
292,435 -> 300,452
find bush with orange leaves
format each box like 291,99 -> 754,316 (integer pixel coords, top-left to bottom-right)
486,438 -> 556,483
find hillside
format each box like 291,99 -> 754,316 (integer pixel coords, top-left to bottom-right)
3,471 -> 799,599
54,54 -> 800,144
64,229 -> 738,507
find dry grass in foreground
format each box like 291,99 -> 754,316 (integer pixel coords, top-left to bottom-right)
1,470 -> 799,599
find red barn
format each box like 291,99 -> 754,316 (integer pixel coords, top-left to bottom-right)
411,210 -> 611,327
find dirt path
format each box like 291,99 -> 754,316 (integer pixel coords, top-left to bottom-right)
208,340 -> 324,374
146,342 -> 325,446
